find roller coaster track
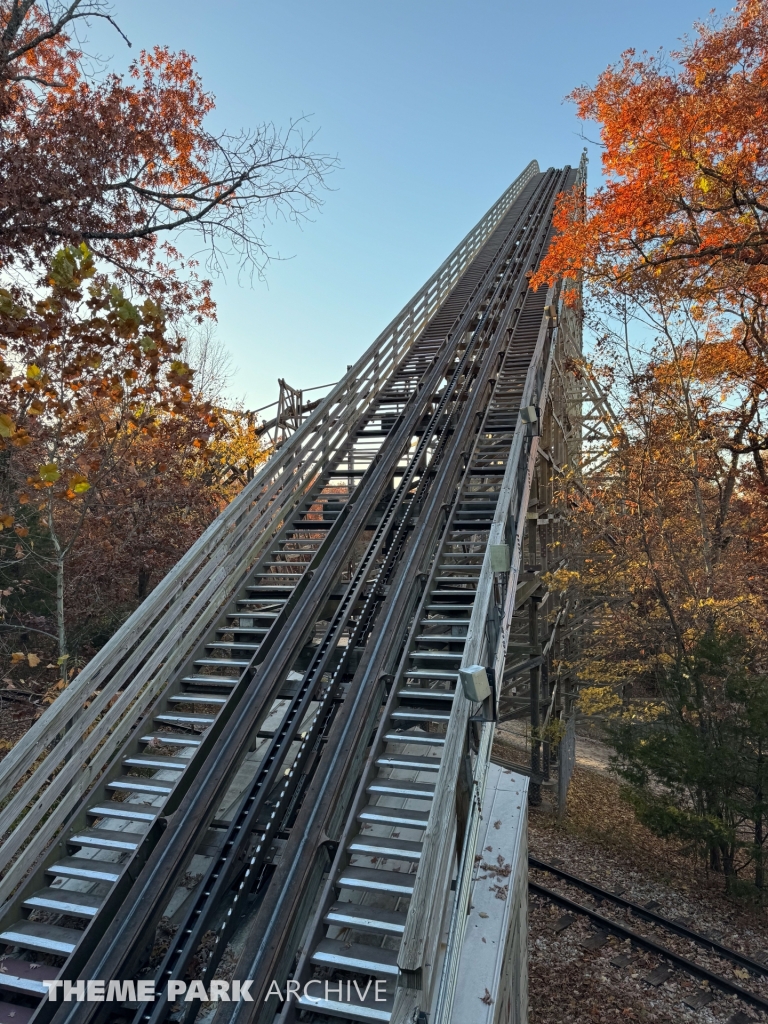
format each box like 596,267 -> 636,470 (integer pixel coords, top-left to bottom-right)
0,156 -> 584,1024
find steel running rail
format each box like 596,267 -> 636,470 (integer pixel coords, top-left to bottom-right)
126,173 -> 560,1024
29,167 -> 560,1024
0,160 -> 581,1024
0,158 -> 539,907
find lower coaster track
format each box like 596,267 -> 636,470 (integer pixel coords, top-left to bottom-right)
530,857 -> 768,1015
0,160 -> 578,1024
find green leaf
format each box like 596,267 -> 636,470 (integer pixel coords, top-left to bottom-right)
39,463 -> 60,483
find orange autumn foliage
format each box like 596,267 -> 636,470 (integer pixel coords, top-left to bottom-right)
0,1 -> 333,292
535,0 -> 768,325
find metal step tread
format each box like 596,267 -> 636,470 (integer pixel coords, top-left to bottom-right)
181,675 -> 239,686
368,779 -> 435,798
46,857 -> 124,883
382,732 -> 445,747
68,828 -> 144,851
404,669 -> 458,681
224,613 -> 276,621
325,902 -> 407,935
123,754 -> 189,770
391,709 -> 451,722
155,713 -> 215,726
348,835 -> 423,860
337,865 -> 416,895
88,802 -> 159,822
295,992 -> 392,1023
108,776 -> 176,795
23,887 -> 102,917
377,753 -> 442,770
312,939 -> 399,976
138,732 -> 202,748
168,694 -> 227,705
205,642 -> 261,652
399,687 -> 455,700
193,658 -> 250,668
0,957 -> 58,996
359,805 -> 431,828
0,919 -> 82,955
408,650 -> 463,661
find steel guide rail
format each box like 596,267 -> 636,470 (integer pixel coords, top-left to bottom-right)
42,173 -> 555,1024
257,176 -> 563,1024
131,216 -> 525,1024
0,319 -> 464,1022
265,168 -> 573,1024
0,161 -> 539,901
393,167 -> 577,1024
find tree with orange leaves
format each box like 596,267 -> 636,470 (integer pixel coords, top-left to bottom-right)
539,0 -> 768,299
0,243 -> 218,681
534,0 -> 768,888
0,0 -> 334,293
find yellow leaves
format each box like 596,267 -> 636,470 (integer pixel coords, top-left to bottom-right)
27,399 -> 44,416
10,652 -> 24,664
63,473 -> 90,498
0,514 -> 13,529
578,685 -> 622,716
38,463 -> 60,483
27,653 -> 40,668
0,413 -> 15,438
697,176 -> 710,192
26,364 -> 41,380
542,568 -> 581,593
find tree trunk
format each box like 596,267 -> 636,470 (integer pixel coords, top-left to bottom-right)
56,554 -> 67,686
137,565 -> 150,601
756,753 -> 764,890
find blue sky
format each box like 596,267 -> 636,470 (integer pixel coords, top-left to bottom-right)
92,0 -> 720,409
